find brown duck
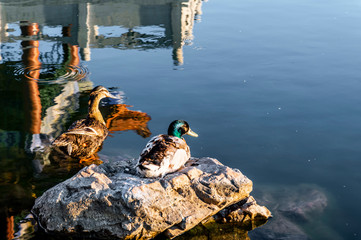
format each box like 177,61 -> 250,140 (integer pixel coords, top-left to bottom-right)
51,86 -> 118,160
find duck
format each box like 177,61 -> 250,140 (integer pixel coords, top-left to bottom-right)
51,86 -> 118,160
136,120 -> 198,178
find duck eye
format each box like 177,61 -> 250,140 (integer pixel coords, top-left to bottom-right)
179,127 -> 186,135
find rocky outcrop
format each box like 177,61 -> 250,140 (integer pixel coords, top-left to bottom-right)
212,196 -> 271,225
31,157 -> 271,239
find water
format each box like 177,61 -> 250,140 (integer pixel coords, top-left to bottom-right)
1,0 -> 361,239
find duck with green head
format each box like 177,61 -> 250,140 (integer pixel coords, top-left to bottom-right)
51,86 -> 118,160
136,120 -> 198,178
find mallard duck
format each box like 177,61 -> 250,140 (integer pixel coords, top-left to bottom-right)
136,120 -> 198,178
51,86 -> 118,160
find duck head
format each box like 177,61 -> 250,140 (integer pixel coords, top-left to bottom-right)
88,86 -> 118,124
89,86 -> 118,100
168,120 -> 198,139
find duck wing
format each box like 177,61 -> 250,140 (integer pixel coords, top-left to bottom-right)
137,135 -> 190,177
51,118 -> 108,158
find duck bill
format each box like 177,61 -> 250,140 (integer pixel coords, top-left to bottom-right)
187,129 -> 198,137
107,92 -> 119,99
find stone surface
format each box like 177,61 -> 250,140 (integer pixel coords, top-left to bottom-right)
173,195 -> 272,240
31,157 -> 268,239
212,196 -> 272,225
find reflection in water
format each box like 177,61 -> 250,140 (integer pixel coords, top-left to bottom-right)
0,20 -> 152,240
16,23 -> 89,84
21,22 -> 42,136
105,104 -> 152,138
0,0 -> 204,65
0,0 -> 213,239
172,223 -> 251,240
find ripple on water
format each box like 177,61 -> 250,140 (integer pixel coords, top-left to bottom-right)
15,63 -> 89,84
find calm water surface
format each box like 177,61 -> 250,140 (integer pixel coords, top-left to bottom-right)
1,0 -> 361,239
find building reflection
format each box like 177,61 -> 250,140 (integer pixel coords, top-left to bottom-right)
0,21 -> 81,240
1,0 -> 206,238
0,0 -> 204,65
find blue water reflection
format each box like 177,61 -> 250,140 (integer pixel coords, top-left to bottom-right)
1,0 -> 361,239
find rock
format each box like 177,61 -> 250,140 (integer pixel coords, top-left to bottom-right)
277,186 -> 327,223
249,184 -> 329,240
173,220 -> 251,240
249,215 -> 310,240
255,184 -> 328,223
31,157 -> 269,239
172,196 -> 271,240
212,196 -> 272,225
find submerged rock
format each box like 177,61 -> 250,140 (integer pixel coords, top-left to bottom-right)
31,157 -> 271,239
249,184 -> 329,240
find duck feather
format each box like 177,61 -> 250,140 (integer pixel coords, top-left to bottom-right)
137,134 -> 190,178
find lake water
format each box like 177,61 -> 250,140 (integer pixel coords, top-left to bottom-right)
1,0 -> 361,239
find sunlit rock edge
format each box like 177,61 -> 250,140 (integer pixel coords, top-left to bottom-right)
31,157 -> 271,239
